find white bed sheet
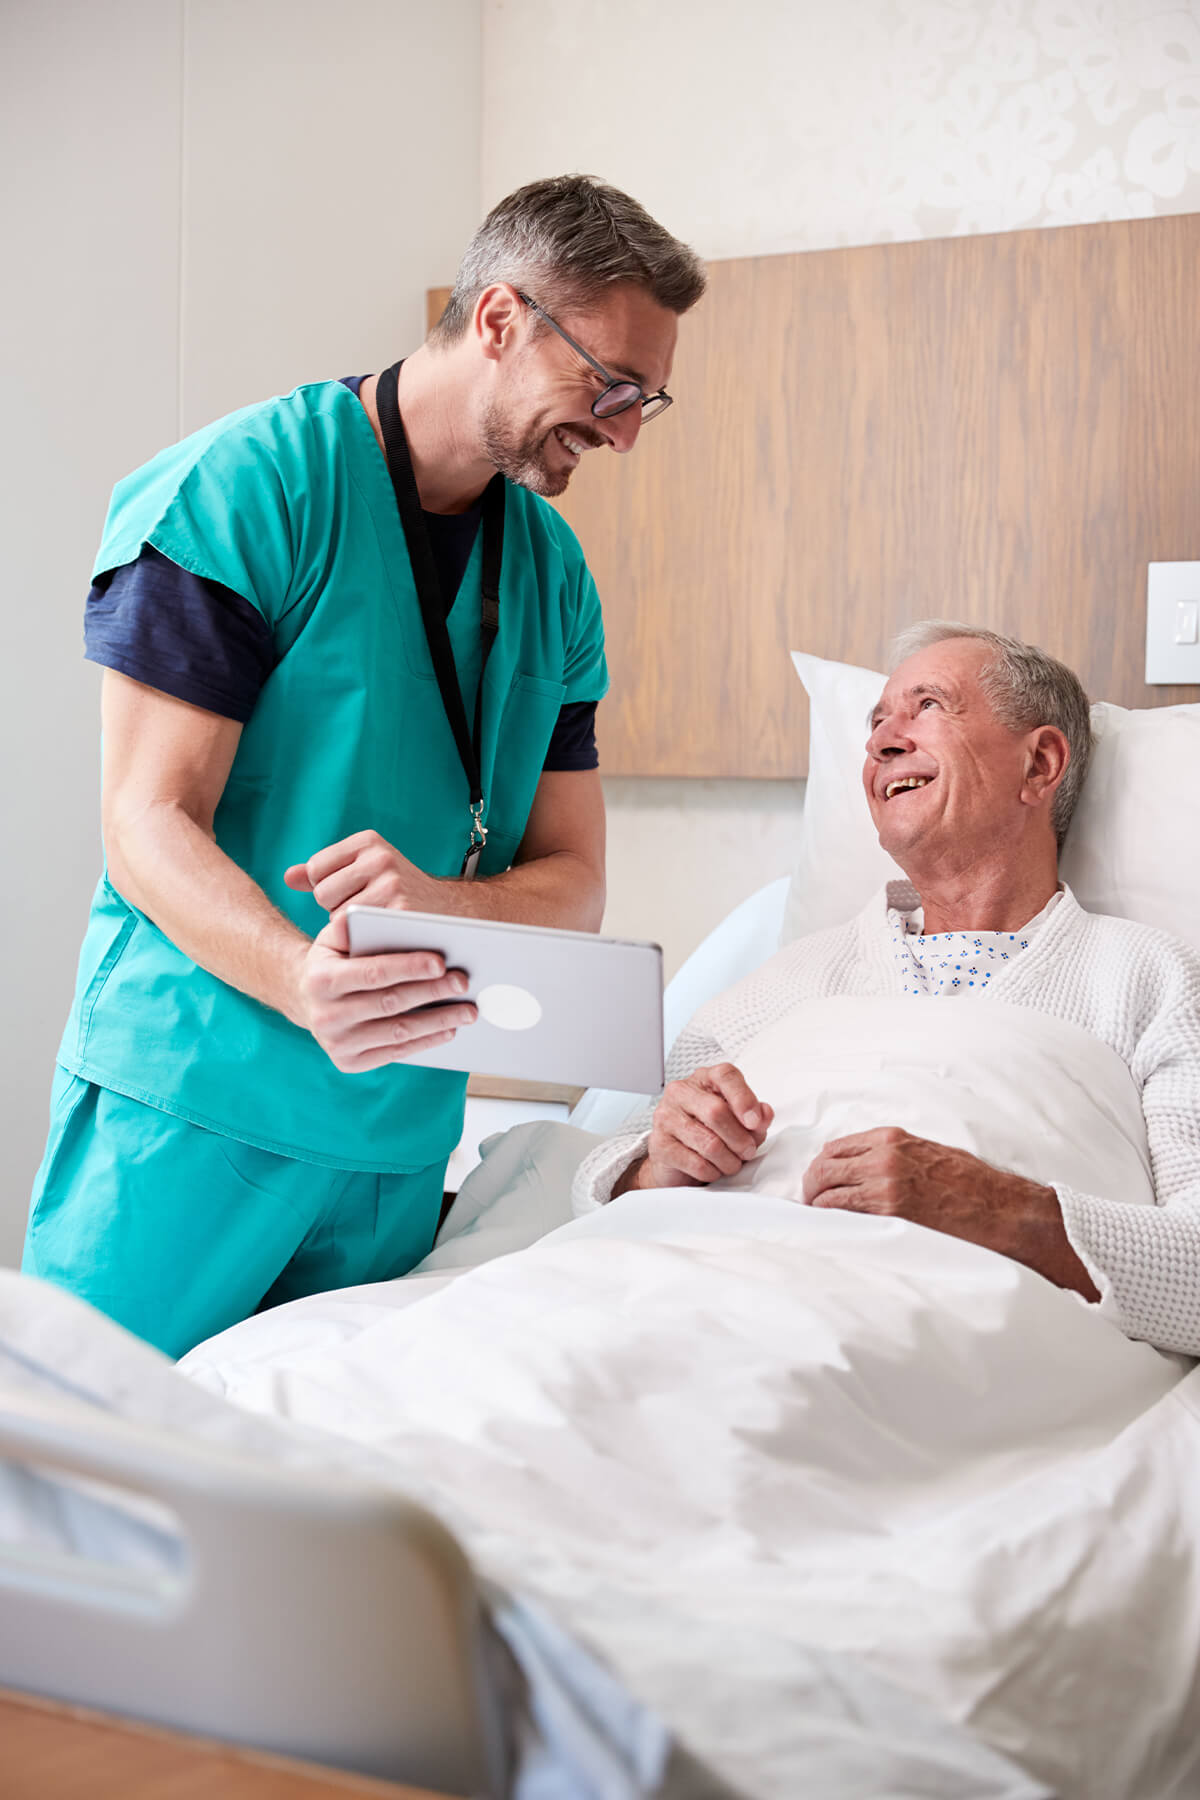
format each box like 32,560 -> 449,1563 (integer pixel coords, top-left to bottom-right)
182,1186 -> 1200,1800
0,1265 -> 1043,1800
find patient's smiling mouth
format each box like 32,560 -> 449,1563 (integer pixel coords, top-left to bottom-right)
884,775 -> 933,800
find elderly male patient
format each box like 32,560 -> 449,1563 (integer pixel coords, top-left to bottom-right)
574,621 -> 1200,1358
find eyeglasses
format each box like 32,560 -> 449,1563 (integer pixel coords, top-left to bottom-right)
517,292 -> 673,423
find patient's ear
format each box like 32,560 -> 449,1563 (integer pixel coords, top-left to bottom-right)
1020,726 -> 1070,809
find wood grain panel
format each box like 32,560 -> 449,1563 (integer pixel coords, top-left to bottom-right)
428,214 -> 1200,776
0,1688 -> 454,1799
426,286 -> 452,335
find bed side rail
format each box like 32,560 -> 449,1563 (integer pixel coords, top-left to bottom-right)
0,1388 -> 508,1797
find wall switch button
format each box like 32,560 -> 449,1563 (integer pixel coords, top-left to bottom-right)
1146,564 -> 1200,685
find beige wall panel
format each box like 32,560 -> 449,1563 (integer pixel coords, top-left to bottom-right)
600,779 -> 803,980
180,0 -> 481,429
0,0 -> 184,1263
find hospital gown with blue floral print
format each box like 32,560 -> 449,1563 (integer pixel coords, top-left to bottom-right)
889,891 -> 1060,996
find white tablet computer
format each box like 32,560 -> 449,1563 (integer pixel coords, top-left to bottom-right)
345,905 -> 665,1094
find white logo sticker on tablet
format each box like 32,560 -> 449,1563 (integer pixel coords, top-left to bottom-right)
476,983 -> 543,1031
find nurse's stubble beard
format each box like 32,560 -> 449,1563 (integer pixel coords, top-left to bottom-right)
480,400 -> 605,498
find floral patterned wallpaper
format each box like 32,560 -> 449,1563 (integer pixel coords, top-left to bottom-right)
483,0 -> 1200,255
796,0 -> 1200,242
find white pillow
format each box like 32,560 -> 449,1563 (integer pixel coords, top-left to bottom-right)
781,653 -> 897,944
784,651 -> 1200,957
1060,699 -> 1200,952
417,1121 -> 601,1272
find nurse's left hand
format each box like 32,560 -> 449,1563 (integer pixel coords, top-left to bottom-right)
285,831 -> 443,917
800,1127 -> 1099,1298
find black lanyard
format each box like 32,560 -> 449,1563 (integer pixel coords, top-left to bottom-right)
375,359 -> 505,880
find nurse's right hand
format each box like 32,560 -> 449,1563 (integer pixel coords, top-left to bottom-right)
292,915 -> 478,1074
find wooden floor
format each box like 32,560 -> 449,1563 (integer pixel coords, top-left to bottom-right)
0,1689 -> 462,1800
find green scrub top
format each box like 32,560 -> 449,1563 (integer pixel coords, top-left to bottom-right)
59,381 -> 608,1171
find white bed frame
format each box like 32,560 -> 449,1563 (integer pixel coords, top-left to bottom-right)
0,1387 -> 509,1796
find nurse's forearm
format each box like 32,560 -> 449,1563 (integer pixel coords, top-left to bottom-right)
105,800 -> 310,1021
453,849 -> 606,932
284,770 -> 607,933
448,767 -> 606,930
99,674 -> 476,1070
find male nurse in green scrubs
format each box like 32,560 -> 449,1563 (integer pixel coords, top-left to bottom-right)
24,175 -> 706,1358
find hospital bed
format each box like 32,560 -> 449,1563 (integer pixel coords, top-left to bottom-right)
0,859 -> 1053,1800
3,657 -> 1200,1800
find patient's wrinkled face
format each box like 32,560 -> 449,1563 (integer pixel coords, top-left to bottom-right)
862,640 -> 1037,870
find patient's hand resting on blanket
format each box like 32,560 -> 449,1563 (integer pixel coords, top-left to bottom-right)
613,1063 -> 774,1193
614,1070 -> 1098,1301
802,1125 -> 1100,1300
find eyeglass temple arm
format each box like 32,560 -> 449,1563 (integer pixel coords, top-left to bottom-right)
516,291 -> 615,384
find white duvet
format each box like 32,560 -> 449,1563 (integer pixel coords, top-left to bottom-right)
716,993 -> 1155,1210
182,997 -> 1200,1800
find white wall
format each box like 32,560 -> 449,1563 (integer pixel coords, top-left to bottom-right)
598,780 -> 803,963
481,0 -> 1200,974
0,0 -> 480,1265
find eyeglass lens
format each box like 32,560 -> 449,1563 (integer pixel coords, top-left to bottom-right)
592,385 -> 671,421
592,382 -> 643,418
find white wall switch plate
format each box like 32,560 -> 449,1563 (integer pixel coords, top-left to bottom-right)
1146,563 -> 1200,685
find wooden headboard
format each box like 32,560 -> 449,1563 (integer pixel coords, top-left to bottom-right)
426,211 -> 1200,777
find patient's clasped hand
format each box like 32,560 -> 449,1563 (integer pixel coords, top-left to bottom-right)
577,622 -> 1200,1358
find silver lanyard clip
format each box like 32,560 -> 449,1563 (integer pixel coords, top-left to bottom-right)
460,800 -> 488,882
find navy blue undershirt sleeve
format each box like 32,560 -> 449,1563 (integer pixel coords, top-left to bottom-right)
543,700 -> 599,771
85,544 -> 275,723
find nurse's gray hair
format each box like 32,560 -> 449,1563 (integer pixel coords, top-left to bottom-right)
889,620 -> 1094,849
431,174 -> 706,342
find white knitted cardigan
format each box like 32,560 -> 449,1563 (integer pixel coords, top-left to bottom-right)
573,882 -> 1200,1359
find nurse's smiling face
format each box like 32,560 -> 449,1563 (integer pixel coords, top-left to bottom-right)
480,283 -> 677,498
863,638 -> 1052,879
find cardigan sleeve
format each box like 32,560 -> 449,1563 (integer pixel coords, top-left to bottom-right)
1057,994 -> 1200,1358
570,1022 -> 728,1213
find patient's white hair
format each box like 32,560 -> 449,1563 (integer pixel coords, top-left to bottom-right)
889,620 -> 1094,848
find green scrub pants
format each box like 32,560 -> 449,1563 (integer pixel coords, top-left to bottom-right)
23,1069 -> 448,1360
